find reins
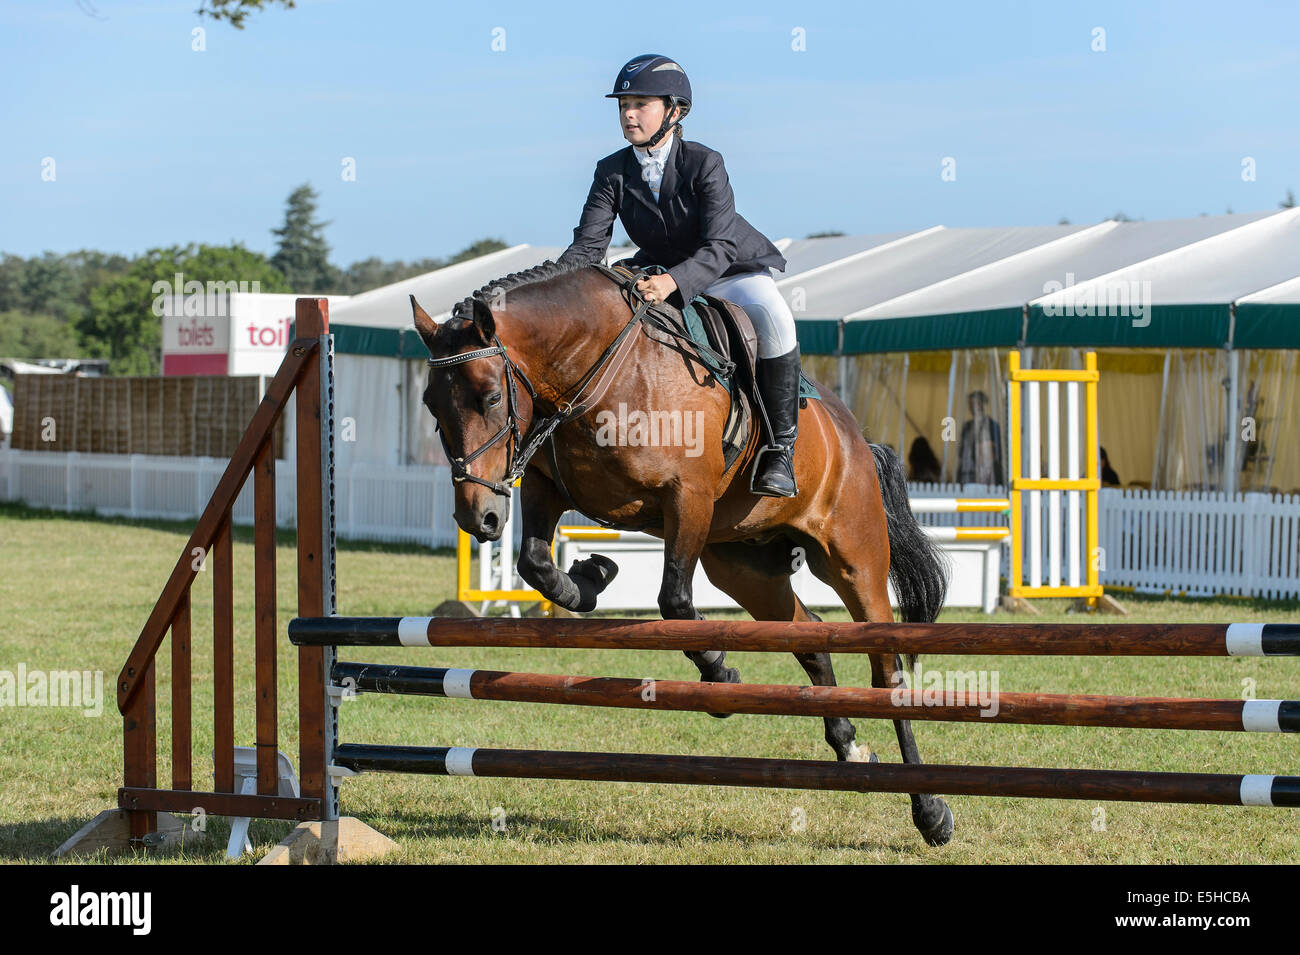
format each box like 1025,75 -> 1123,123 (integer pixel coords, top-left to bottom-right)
428,263 -> 667,508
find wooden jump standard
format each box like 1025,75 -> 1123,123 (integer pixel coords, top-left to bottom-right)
329,661 -> 1300,732
62,298 -> 1300,863
60,298 -> 348,861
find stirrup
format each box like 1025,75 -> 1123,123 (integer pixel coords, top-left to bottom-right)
750,443 -> 798,497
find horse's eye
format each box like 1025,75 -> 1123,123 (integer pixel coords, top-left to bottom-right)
486,392 -> 502,409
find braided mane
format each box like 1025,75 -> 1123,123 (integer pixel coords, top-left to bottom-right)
449,258 -> 593,319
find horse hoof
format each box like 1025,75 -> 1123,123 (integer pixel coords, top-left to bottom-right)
706,665 -> 741,719
915,800 -> 955,847
566,554 -> 620,612
569,553 -> 619,589
845,741 -> 876,763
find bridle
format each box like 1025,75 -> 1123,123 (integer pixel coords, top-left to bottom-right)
427,339 -> 534,498
427,264 -> 665,500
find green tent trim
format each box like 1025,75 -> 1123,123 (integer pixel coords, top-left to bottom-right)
842,307 -> 1022,354
1025,303 -> 1229,348
794,319 -> 839,355
1234,303 -> 1300,349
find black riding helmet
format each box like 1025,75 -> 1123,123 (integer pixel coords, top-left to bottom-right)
606,54 -> 692,149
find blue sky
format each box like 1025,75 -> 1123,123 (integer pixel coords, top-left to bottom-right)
2,0 -> 1298,264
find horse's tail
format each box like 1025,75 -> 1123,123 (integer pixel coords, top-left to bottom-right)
870,443 -> 948,666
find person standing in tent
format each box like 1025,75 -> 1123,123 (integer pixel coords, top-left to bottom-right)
557,54 -> 800,498
957,390 -> 1005,485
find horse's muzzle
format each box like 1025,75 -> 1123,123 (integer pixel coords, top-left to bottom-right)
460,503 -> 505,543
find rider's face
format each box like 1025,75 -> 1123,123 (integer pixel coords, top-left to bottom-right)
619,96 -> 677,147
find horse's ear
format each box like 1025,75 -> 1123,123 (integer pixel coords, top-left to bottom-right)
411,295 -> 438,353
470,297 -> 495,344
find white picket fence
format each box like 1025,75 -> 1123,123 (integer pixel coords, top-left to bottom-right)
1098,488 -> 1300,600
0,449 -> 456,548
3,449 -> 1298,600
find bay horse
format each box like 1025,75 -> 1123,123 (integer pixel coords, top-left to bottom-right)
411,259 -> 954,846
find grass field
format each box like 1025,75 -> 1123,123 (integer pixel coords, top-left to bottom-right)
1,501 -> 1297,864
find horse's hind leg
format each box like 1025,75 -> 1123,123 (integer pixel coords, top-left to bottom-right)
820,532 -> 955,847
876,653 -> 953,846
793,609 -> 875,764
699,541 -> 874,761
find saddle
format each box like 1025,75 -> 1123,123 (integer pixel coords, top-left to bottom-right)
603,260 -> 820,474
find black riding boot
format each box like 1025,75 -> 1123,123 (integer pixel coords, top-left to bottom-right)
751,345 -> 801,497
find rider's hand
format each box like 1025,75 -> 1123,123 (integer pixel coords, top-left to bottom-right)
635,273 -> 678,305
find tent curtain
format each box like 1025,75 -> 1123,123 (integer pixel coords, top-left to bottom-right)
801,354 -> 841,400
843,352 -> 910,454
834,349 -> 1005,484
945,348 -> 1007,484
403,357 -> 447,467
333,354 -> 405,470
1152,349 -> 1230,492
1236,349 -> 1299,494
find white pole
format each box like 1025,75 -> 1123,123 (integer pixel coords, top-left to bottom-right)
983,541 -> 1000,614
909,498 -> 1009,513
1028,379 -> 1042,589
478,533 -> 492,615
1047,380 -> 1061,589
1067,380 -> 1081,588
502,490 -> 519,617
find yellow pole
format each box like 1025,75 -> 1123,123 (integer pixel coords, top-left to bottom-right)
456,529 -> 471,602
1008,351 -> 1022,598
1084,351 -> 1100,606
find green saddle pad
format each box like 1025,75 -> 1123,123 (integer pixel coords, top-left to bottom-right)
681,296 -> 821,401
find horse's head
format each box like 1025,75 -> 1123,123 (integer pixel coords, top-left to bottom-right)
412,294 -> 520,543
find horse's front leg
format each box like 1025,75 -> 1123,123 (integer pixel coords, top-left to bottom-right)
659,492 -> 740,700
515,469 -> 617,613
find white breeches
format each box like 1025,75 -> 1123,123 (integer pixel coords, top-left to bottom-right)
702,271 -> 797,359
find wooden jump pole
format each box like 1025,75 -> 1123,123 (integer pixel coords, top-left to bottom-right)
331,661 -> 1300,732
330,744 -> 1300,808
293,298 -> 339,822
291,616 -> 1300,657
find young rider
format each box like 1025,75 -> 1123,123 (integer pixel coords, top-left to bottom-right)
558,54 -> 802,497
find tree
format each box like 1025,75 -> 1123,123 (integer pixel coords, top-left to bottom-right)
333,242 -> 510,295
18,252 -> 79,319
0,311 -> 83,359
79,244 -> 288,375
0,250 -> 132,324
196,0 -> 295,29
0,255 -> 23,313
271,184 -> 339,292
806,230 -> 846,238
449,239 -> 509,265
63,249 -> 133,318
1281,190 -> 1296,209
